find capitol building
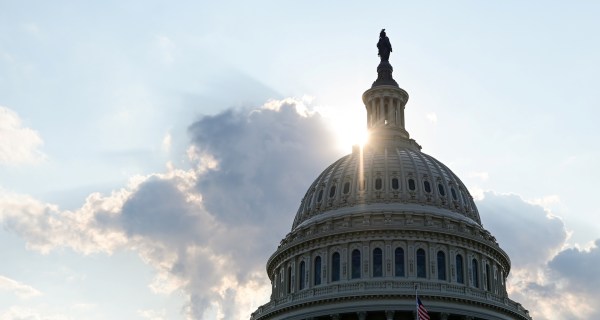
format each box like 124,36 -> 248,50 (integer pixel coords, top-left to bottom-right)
250,31 -> 532,320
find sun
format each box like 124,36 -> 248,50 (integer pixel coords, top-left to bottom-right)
325,107 -> 369,152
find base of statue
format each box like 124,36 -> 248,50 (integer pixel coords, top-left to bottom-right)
372,60 -> 399,87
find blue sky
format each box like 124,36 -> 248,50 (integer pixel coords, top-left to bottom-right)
1,1 -> 599,319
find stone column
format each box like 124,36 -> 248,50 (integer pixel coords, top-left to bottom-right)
385,310 -> 395,320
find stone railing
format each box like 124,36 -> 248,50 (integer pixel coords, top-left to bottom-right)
250,280 -> 530,320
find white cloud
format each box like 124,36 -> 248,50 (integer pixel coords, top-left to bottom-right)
529,194 -> 561,207
426,112 -> 438,124
138,308 -> 166,320
0,275 -> 41,299
161,132 -> 172,153
468,171 -> 489,181
477,192 -> 599,319
0,307 -> 68,320
0,106 -> 46,165
0,98 -> 340,319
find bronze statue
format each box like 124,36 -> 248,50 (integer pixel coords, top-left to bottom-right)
377,29 -> 392,62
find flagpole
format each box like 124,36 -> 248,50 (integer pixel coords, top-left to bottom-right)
415,284 -> 419,320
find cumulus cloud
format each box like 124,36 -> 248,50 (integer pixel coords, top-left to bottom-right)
0,307 -> 68,320
0,99 -> 340,319
477,192 -> 599,320
0,106 -> 46,165
0,276 -> 41,299
478,192 -> 567,268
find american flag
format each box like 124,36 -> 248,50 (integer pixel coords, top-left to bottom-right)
417,297 -> 430,320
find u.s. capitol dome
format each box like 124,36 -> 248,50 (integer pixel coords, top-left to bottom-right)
250,32 -> 532,320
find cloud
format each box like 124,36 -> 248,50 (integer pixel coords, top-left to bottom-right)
426,112 -> 438,124
0,106 -> 46,165
477,192 -> 599,319
5,97 -> 595,319
0,307 -> 68,320
548,240 -> 600,300
0,98 -> 340,319
0,275 -> 41,299
477,192 -> 567,268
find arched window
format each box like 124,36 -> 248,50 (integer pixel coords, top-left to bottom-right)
456,254 -> 464,284
486,264 -> 492,292
375,178 -> 383,190
438,184 -> 446,196
343,182 -> 350,194
329,185 -> 336,198
317,189 -> 323,202
408,178 -> 416,191
351,249 -> 361,279
472,259 -> 479,288
437,251 -> 446,281
494,269 -> 499,294
373,248 -> 383,277
287,266 -> 292,294
299,261 -> 305,290
332,252 -> 340,282
395,247 -> 405,277
391,178 -> 399,190
424,181 -> 432,193
314,256 -> 322,286
451,187 -> 458,200
417,249 -> 426,278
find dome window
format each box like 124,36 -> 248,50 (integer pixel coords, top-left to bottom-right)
416,249 -> 426,278
343,182 -> 350,194
373,248 -> 383,277
317,190 -> 323,202
394,247 -> 405,277
299,261 -> 306,290
351,249 -> 361,279
424,181 -> 432,193
486,264 -> 492,292
408,178 -> 416,191
456,254 -> 464,284
332,252 -> 340,282
472,259 -> 480,288
451,187 -> 458,200
329,185 -> 336,198
287,266 -> 292,294
437,251 -> 446,281
375,178 -> 383,190
314,256 -> 322,286
391,178 -> 399,190
438,184 -> 446,196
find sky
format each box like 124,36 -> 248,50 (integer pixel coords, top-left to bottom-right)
1,1 -> 599,319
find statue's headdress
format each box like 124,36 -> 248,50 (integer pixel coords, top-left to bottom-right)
380,29 -> 386,37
